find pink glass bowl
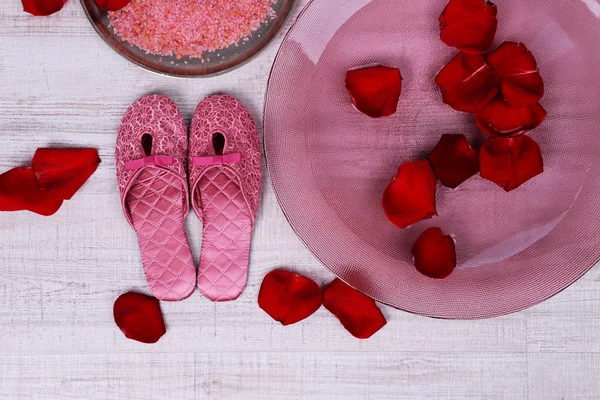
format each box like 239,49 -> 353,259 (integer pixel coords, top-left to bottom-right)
264,0 -> 600,319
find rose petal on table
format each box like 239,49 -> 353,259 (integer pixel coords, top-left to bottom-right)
479,135 -> 544,192
486,42 -> 545,108
22,0 -> 67,16
346,66 -> 402,118
428,134 -> 479,189
0,167 -> 63,216
382,160 -> 437,229
258,269 -> 322,326
113,292 -> 166,344
439,0 -> 498,54
412,227 -> 457,279
95,0 -> 131,11
323,278 -> 387,339
435,52 -> 499,113
32,148 -> 100,201
475,96 -> 547,137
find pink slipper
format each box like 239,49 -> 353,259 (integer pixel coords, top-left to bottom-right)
189,95 -> 262,301
116,94 -> 196,301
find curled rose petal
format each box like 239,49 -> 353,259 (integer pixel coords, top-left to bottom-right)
95,0 -> 130,11
22,0 -> 67,16
439,0 -> 498,54
475,96 -> 547,137
428,134 -> 479,189
435,52 -> 499,113
382,160 -> 437,229
258,269 -> 322,326
486,42 -> 544,108
323,278 -> 386,339
32,148 -> 100,200
0,167 -> 63,216
479,136 -> 544,192
113,292 -> 166,344
412,227 -> 457,279
346,66 -> 402,118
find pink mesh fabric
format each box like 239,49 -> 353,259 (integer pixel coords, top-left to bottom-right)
189,95 -> 262,301
264,0 -> 600,318
116,95 -> 196,301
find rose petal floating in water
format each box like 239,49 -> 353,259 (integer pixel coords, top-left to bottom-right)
428,134 -> 479,189
486,42 -> 545,108
439,0 -> 498,54
479,135 -> 544,192
258,269 -> 322,326
412,227 -> 457,279
436,52 -> 499,113
475,95 -> 547,137
323,278 -> 387,339
346,66 -> 402,118
113,292 -> 166,344
382,160 -> 437,229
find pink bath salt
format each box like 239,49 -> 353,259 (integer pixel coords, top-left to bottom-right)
109,0 -> 277,59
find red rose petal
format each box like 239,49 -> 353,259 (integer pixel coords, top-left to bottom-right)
428,134 -> 479,189
382,160 -> 437,229
95,0 -> 130,11
258,269 -> 322,326
32,148 -> 100,200
439,0 -> 498,54
475,96 -> 547,137
113,292 -> 166,344
412,227 -> 457,279
435,52 -> 499,113
486,42 -> 544,108
323,278 -> 387,339
479,136 -> 544,192
346,66 -> 402,118
0,167 -> 63,216
22,0 -> 67,16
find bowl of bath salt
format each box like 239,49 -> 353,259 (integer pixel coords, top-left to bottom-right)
81,0 -> 294,77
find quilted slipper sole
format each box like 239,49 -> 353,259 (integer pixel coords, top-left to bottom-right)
127,168 -> 196,301
195,167 -> 252,301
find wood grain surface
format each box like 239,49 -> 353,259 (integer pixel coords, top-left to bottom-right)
1,0 -> 599,398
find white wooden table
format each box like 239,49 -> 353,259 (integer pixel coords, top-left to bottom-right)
1,0 -> 599,398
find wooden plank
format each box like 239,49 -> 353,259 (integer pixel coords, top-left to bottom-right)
0,352 -> 526,400
0,354 -> 196,400
528,353 -> 600,400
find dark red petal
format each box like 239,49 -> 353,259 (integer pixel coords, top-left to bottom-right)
113,292 -> 166,344
0,167 -> 63,216
346,66 -> 402,118
32,148 -> 100,201
412,227 -> 457,279
428,134 -> 479,189
382,160 -> 437,229
475,96 -> 547,137
479,136 -> 544,192
258,269 -> 322,326
439,0 -> 498,54
22,0 -> 67,16
323,278 -> 387,339
95,0 -> 130,11
435,52 -> 499,113
486,42 -> 544,108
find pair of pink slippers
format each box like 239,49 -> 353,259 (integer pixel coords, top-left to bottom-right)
116,94 -> 261,302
